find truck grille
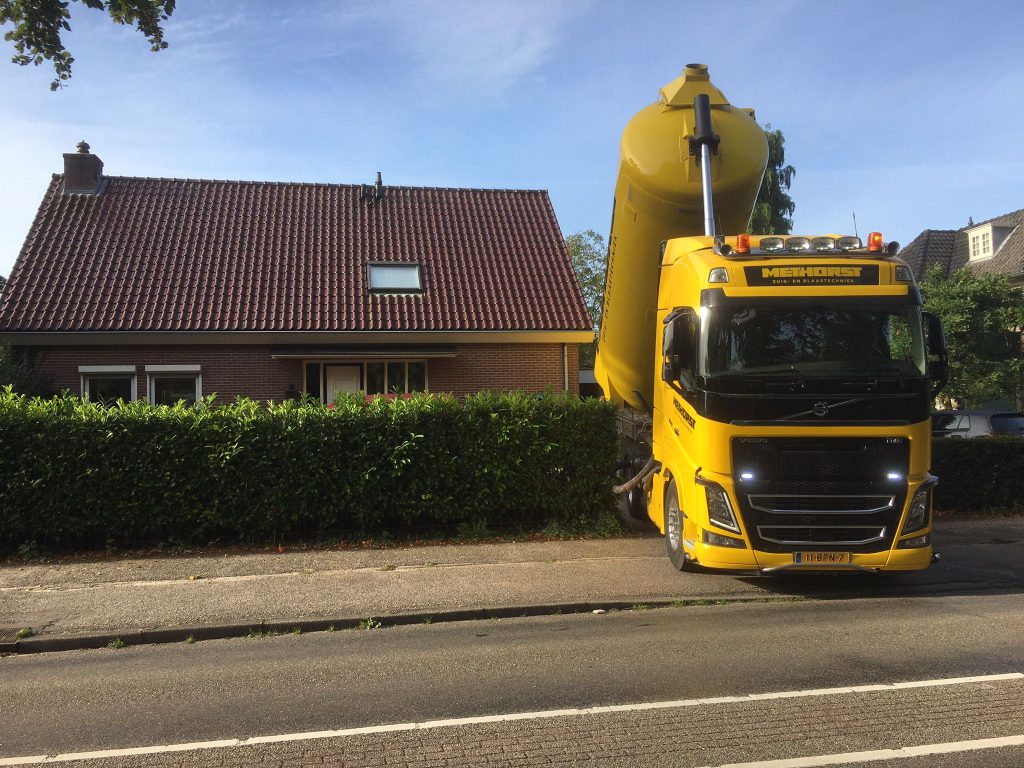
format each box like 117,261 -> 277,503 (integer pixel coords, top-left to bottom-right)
732,437 -> 908,553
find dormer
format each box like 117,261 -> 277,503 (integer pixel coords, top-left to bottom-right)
967,221 -> 1014,261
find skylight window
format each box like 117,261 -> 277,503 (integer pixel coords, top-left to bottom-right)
368,263 -> 422,292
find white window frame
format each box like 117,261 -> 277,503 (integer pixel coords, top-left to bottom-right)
967,224 -> 994,261
145,364 -> 202,405
79,365 -> 138,401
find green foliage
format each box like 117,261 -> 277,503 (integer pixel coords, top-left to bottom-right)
932,438 -> 1024,512
0,388 -> 618,554
921,267 -> 1024,408
0,0 -> 175,90
749,125 -> 796,235
565,229 -> 606,369
0,346 -> 47,395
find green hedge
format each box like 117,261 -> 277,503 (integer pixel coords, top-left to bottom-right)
931,437 -> 1024,512
0,389 -> 618,554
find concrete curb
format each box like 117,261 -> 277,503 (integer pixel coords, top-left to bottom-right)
6,596 -> 789,655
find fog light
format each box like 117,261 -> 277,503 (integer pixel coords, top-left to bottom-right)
786,237 -> 810,252
702,529 -> 747,549
760,237 -> 785,252
897,533 -> 930,549
837,236 -> 861,251
903,487 -> 930,534
811,236 -> 836,252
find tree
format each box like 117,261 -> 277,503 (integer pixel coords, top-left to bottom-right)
0,345 -> 47,395
566,229 -> 606,369
921,267 -> 1024,408
1,0 -> 175,90
749,125 -> 796,235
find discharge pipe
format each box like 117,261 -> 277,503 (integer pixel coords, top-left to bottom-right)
689,93 -> 720,236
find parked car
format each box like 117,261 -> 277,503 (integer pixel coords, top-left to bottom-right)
931,409 -> 1024,438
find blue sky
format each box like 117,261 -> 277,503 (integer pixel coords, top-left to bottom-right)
2,0 -> 1023,276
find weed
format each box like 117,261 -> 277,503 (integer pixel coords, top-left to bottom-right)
632,603 -> 650,611
327,624 -> 336,632
15,627 -> 33,639
184,635 -> 195,644
246,628 -> 281,639
422,616 -> 433,624
291,627 -> 302,635
358,617 -> 382,631
108,638 -> 125,649
379,564 -> 396,572
670,600 -> 689,608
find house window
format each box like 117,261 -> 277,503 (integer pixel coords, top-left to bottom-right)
303,360 -> 428,401
145,365 -> 202,405
968,226 -> 993,261
367,263 -> 422,292
304,362 -> 322,401
365,360 -> 427,395
79,365 -> 137,404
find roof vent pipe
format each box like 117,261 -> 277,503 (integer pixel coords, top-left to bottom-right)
375,171 -> 383,201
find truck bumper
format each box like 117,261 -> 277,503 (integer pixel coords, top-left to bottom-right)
690,539 -> 933,574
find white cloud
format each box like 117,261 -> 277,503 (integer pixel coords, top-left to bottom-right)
310,0 -> 586,92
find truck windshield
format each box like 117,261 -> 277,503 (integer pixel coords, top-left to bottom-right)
700,304 -> 926,379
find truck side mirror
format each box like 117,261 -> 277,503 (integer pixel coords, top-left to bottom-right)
923,311 -> 948,397
662,309 -> 696,389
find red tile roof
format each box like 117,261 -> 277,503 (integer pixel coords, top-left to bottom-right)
0,176 -> 592,333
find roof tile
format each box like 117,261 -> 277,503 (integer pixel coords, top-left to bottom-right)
0,176 -> 592,333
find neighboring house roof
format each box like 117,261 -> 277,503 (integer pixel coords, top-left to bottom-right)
901,208 -> 1024,282
0,175 -> 591,334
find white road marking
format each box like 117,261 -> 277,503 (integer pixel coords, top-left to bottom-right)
699,734 -> 1024,768
0,672 -> 1020,765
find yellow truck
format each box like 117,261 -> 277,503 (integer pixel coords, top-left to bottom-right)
595,65 -> 948,573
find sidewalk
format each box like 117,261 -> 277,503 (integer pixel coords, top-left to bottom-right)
2,518 -> 1022,652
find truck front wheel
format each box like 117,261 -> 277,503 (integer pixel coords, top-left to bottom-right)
664,480 -> 687,571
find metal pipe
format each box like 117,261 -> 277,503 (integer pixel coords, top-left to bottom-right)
700,143 -> 716,236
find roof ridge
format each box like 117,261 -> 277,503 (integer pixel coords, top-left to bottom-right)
53,173 -> 550,195
961,207 -> 1024,231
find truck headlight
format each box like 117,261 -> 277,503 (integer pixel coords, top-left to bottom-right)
701,482 -> 740,533
902,487 -> 930,534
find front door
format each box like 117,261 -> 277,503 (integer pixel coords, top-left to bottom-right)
324,364 -> 361,403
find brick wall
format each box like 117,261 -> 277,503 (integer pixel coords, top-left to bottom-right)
430,343 -> 579,397
27,342 -> 580,402
31,346 -> 302,403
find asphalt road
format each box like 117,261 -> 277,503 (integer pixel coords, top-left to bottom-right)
3,588 -> 1024,766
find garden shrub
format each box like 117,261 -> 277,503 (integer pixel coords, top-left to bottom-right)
931,437 -> 1024,513
0,388 -> 618,554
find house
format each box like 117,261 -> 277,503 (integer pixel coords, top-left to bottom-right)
900,208 -> 1024,288
0,144 -> 592,404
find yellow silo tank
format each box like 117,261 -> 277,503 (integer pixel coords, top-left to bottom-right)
595,64 -> 768,409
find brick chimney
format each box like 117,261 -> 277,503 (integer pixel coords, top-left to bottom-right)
62,140 -> 104,195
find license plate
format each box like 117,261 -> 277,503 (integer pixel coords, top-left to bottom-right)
794,551 -> 850,565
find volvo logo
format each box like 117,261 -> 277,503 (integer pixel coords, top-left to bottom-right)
812,402 -> 829,417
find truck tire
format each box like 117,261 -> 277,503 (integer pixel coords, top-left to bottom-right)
664,479 -> 687,571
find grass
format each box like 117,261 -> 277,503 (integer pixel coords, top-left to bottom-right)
16,627 -> 34,639
184,635 -> 195,644
358,617 -> 382,631
107,638 -> 125,649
